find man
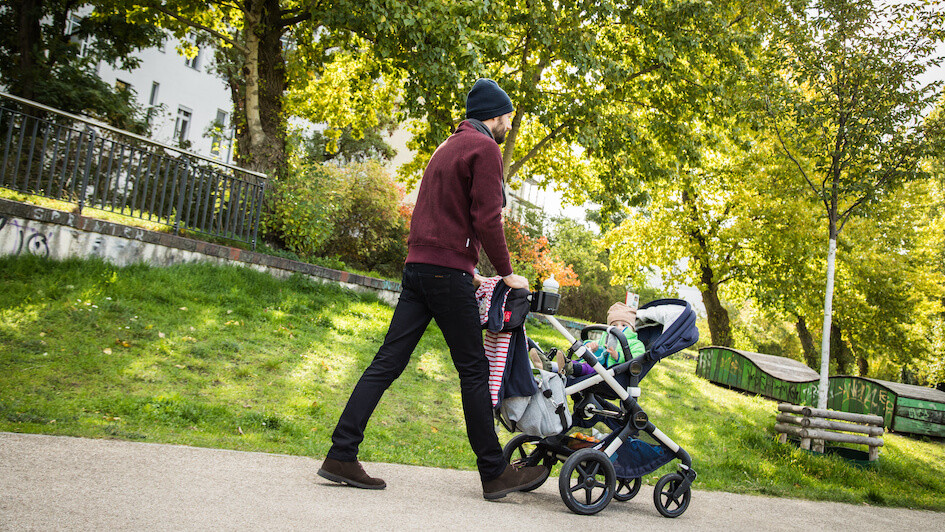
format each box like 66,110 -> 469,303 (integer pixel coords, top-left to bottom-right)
318,78 -> 548,500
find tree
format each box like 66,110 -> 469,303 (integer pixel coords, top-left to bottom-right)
111,0 -> 490,176
398,0 -> 767,206
601,114 -> 765,347
763,0 -> 944,407
0,1 -> 164,131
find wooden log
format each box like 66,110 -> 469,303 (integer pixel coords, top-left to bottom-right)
774,423 -> 805,438
778,432 -> 787,444
802,407 -> 884,427
800,438 -> 811,450
869,446 -> 879,461
777,403 -> 884,426
800,427 -> 884,447
776,413 -> 805,426
801,417 -> 884,437
778,403 -> 809,415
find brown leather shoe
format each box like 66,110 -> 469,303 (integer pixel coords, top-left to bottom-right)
318,458 -> 386,489
482,464 -> 550,500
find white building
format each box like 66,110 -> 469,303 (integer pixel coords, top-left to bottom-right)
93,35 -> 235,164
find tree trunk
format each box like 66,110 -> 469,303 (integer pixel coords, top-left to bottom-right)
830,322 -> 850,375
856,356 -> 869,376
796,315 -> 818,369
818,232 -> 837,409
701,275 -> 733,347
681,185 -> 733,347
233,0 -> 286,177
13,0 -> 43,101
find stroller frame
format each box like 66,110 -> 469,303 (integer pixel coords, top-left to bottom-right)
502,299 -> 698,517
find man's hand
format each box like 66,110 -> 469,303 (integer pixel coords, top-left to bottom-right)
501,274 -> 529,289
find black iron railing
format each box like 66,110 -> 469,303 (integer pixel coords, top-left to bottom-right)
0,92 -> 266,249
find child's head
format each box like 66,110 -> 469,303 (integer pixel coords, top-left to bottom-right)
607,302 -> 637,330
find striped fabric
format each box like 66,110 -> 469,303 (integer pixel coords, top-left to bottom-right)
476,276 -> 513,407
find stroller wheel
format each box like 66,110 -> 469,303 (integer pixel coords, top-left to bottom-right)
558,448 -> 616,515
502,434 -> 541,466
614,477 -> 641,501
653,472 -> 691,518
502,434 -> 548,492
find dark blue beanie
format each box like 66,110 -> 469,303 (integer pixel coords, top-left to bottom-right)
465,79 -> 514,121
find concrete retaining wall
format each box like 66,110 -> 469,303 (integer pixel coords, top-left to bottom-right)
0,198 -> 402,305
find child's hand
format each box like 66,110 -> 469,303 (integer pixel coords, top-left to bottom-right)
588,341 -> 599,351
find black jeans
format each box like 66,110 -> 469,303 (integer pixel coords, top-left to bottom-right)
326,263 -> 506,481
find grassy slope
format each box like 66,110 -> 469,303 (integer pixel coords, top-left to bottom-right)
1,256 -> 943,510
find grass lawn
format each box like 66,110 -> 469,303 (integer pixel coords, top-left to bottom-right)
1,255 -> 943,511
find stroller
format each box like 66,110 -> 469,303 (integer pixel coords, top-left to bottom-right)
500,292 -> 699,517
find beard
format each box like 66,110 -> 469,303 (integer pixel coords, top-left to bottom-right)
491,124 -> 507,144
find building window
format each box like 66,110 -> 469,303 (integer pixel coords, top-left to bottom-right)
65,14 -> 90,58
184,48 -> 201,70
210,109 -> 229,156
174,107 -> 193,145
148,82 -> 160,106
145,82 -> 160,126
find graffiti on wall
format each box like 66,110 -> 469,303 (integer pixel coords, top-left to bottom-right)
0,216 -> 50,258
828,378 -> 893,419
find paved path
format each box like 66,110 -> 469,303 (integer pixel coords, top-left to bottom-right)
1,432 -> 940,531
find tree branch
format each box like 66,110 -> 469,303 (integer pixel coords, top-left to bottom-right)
281,11 -> 311,28
765,95 -> 825,210
507,121 -> 570,177
152,4 -> 248,54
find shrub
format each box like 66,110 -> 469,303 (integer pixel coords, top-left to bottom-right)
319,161 -> 410,277
261,163 -> 343,258
262,160 -> 409,277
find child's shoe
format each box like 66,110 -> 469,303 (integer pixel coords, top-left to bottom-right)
528,348 -> 551,371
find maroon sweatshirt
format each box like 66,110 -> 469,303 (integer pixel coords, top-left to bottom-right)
406,121 -> 513,277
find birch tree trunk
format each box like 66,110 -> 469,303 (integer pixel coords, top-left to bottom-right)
818,234 -> 837,409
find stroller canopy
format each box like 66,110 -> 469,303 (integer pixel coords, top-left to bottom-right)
635,298 -> 699,361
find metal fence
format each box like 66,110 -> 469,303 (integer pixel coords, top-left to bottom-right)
0,92 -> 266,249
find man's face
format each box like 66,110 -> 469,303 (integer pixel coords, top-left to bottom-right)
490,112 -> 514,144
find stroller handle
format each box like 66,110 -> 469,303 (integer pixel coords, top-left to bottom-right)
544,314 -> 577,344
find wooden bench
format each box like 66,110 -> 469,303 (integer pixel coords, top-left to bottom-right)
775,403 -> 885,461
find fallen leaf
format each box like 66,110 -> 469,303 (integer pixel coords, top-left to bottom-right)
103,348 -> 112,355
179,307 -> 188,311
237,426 -> 244,435
159,332 -> 166,338
174,364 -> 186,369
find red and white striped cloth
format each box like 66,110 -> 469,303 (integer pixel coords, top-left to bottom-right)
476,276 -> 513,407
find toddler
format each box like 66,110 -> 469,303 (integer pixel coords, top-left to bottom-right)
569,302 -> 645,377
